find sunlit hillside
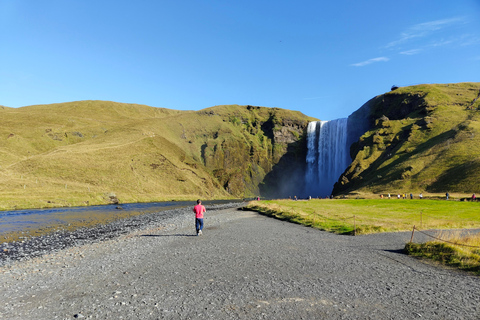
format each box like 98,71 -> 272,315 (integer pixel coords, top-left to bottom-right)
2,82 -> 480,210
0,101 -> 314,209
335,82 -> 480,197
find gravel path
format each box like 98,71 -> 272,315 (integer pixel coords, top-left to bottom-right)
0,205 -> 479,319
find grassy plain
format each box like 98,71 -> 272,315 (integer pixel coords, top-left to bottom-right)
246,199 -> 480,234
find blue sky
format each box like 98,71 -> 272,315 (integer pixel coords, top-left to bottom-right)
1,1 -> 479,121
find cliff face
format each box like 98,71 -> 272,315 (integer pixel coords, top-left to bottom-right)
334,82 -> 480,195
192,106 -> 312,198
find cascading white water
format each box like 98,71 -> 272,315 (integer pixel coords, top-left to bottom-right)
305,118 -> 349,197
305,121 -> 320,186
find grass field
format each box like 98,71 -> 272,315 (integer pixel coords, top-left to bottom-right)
246,199 -> 480,235
246,199 -> 480,274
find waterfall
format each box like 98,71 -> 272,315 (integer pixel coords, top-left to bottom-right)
305,118 -> 349,197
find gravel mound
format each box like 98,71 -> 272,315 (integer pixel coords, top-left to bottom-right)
0,205 -> 479,319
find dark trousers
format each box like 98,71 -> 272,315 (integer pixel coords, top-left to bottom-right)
196,218 -> 204,233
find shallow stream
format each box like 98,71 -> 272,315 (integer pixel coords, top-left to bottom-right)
0,200 -> 241,243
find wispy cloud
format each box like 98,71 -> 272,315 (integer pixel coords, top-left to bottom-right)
459,34 -> 480,47
350,17 -> 475,67
303,96 -> 327,100
351,57 -> 389,67
400,49 -> 423,55
430,39 -> 454,47
385,17 -> 466,49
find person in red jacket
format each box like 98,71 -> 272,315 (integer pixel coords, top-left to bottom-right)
193,199 -> 206,236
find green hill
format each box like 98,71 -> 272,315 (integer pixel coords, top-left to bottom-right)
334,82 -> 480,197
0,101 -> 315,209
2,82 -> 480,209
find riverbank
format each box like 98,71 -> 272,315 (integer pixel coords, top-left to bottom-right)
0,202 -> 244,267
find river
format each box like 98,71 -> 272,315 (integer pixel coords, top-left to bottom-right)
0,200 -> 242,243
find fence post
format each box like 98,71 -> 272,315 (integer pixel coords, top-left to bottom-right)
353,215 -> 356,236
410,225 -> 416,243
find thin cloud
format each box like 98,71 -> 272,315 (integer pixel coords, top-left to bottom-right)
351,57 -> 389,67
459,34 -> 480,47
430,39 -> 454,47
399,34 -> 476,56
400,49 -> 423,55
303,96 -> 327,100
385,17 -> 465,49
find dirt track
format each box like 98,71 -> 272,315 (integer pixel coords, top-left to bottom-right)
1,206 -> 479,319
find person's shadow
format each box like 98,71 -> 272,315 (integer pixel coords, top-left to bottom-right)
140,234 -> 197,237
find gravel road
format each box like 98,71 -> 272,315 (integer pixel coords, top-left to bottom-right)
0,204 -> 479,319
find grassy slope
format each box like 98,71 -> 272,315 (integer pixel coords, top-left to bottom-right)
3,82 -> 479,209
0,101 -> 314,209
1,101 -> 210,208
337,82 -> 480,196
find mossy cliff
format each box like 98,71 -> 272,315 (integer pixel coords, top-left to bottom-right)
335,82 -> 480,195
0,102 -> 314,209
183,105 -> 314,198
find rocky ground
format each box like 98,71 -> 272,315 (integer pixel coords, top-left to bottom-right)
0,203 -> 479,319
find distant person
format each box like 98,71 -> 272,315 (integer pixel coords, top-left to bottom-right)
294,196 -> 297,201
472,193 -> 476,201
193,199 -> 206,236
397,194 -> 401,199
419,193 -> 423,199
446,192 -> 449,200
410,193 -> 413,199
388,193 -> 391,199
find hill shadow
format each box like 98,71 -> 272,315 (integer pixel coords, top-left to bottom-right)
345,128 -> 457,191
259,136 -> 308,198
